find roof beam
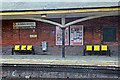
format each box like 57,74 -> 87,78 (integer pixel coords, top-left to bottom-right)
1,7 -> 120,16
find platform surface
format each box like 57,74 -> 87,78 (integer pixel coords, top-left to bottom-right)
0,55 -> 119,67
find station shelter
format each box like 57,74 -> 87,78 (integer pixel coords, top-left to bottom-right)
0,4 -> 120,57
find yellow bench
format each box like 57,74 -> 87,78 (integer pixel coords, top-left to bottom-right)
94,45 -> 100,51
84,45 -> 93,56
101,45 -> 108,51
84,44 -> 110,56
12,45 -> 35,55
86,45 -> 92,51
101,45 -> 110,56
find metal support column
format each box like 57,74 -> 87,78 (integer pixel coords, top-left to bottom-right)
61,17 -> 65,58
62,28 -> 65,58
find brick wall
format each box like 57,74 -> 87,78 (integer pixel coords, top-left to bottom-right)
2,20 -> 55,46
1,16 -> 120,55
81,16 -> 120,45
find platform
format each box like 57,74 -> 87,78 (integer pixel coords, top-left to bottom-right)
0,55 -> 119,67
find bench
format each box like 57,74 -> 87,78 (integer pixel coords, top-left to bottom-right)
83,44 -> 110,56
12,45 -> 35,55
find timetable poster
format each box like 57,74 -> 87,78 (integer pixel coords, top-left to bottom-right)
56,26 -> 69,45
70,25 -> 83,45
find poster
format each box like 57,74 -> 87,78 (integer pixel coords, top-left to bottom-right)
70,25 -> 83,45
56,26 -> 69,45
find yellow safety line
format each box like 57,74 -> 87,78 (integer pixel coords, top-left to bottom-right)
0,7 -> 120,16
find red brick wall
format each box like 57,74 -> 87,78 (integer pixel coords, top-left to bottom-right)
2,20 -> 55,46
1,16 -> 120,46
81,16 -> 120,45
2,21 -> 13,45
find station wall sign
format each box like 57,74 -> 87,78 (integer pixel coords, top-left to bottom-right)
13,22 -> 36,29
30,34 -> 37,38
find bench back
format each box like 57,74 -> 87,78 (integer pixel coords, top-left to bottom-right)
27,45 -> 33,50
21,45 -> 27,50
94,45 -> 100,51
101,45 -> 108,51
14,45 -> 33,51
85,45 -> 92,51
14,45 -> 20,50
85,44 -> 109,51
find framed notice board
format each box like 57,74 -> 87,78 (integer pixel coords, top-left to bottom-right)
70,25 -> 83,45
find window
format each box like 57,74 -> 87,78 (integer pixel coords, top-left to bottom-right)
103,27 -> 117,42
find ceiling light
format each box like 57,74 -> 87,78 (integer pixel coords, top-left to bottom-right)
41,14 -> 47,18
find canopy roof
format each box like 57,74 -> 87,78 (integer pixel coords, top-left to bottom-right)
1,2 -> 119,11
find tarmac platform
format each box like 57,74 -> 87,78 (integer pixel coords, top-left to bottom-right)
0,55 -> 119,67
